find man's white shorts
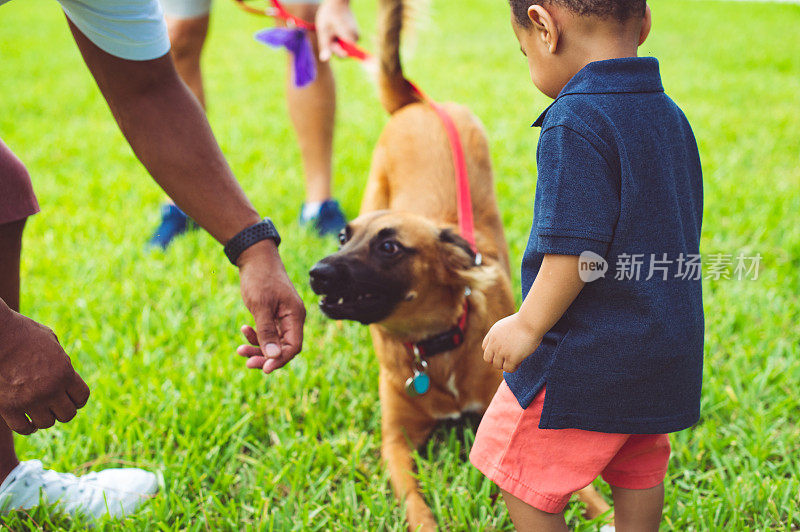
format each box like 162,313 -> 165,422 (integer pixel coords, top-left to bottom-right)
58,0 -> 171,60
159,0 -> 320,20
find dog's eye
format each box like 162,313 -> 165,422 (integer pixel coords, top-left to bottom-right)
338,230 -> 348,246
379,240 -> 400,256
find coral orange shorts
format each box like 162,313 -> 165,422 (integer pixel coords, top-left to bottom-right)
470,382 -> 670,514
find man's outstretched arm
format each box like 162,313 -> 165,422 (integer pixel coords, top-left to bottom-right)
67,21 -> 306,373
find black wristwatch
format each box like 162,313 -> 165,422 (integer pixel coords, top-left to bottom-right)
224,218 -> 281,266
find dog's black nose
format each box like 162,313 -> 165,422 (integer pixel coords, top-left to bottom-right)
309,261 -> 339,294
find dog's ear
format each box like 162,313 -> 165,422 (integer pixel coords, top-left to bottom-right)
439,228 -> 477,271
438,227 -> 499,293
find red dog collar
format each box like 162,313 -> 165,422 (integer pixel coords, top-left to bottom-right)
403,299 -> 469,359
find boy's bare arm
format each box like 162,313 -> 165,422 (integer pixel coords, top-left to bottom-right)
483,254 -> 585,373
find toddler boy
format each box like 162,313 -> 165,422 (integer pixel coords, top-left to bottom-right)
469,1 -> 704,530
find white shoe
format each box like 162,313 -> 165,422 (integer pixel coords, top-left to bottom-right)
0,460 -> 159,519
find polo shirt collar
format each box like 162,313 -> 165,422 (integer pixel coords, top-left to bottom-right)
533,57 -> 664,127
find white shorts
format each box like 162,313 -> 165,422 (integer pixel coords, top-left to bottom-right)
159,0 -> 320,19
56,0 -> 171,60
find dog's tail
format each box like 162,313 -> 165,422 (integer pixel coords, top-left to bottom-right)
378,0 -> 427,114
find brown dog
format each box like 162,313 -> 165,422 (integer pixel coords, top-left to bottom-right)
309,0 -> 611,529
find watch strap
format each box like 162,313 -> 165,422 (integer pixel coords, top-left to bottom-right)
224,218 -> 281,266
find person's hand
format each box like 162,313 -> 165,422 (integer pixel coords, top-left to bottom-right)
316,0 -> 359,61
0,308 -> 91,435
482,313 -> 542,373
236,240 -> 306,374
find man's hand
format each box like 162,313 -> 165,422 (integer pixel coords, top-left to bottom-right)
482,313 -> 542,374
236,241 -> 306,374
316,0 -> 359,61
0,309 -> 90,435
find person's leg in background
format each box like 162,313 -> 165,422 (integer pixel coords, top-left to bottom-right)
282,2 -> 346,236
166,14 -> 210,108
148,0 -> 211,249
149,0 -> 345,247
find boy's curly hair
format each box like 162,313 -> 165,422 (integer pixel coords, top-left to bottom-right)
510,0 -> 646,26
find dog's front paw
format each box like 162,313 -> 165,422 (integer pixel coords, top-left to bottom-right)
406,497 -> 437,532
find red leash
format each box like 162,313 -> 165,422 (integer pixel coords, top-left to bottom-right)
420,94 -> 476,252
234,0 -> 370,60
233,0 -> 476,252
268,0 -> 371,60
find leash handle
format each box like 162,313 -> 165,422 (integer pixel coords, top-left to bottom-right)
267,0 -> 371,59
233,0 -> 272,16
234,0 -> 371,59
268,0 -> 316,30
268,0 -> 371,59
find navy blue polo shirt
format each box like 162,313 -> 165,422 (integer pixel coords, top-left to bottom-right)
504,57 -> 704,434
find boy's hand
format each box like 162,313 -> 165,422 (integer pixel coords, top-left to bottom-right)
483,255 -> 585,373
482,313 -> 543,373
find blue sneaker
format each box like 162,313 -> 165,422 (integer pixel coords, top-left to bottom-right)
300,199 -> 347,237
148,204 -> 195,249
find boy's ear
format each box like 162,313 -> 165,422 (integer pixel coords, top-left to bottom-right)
527,4 -> 559,53
638,4 -> 652,46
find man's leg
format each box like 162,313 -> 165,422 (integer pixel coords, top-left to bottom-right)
0,219 -> 23,316
282,3 -> 345,235
0,219 -> 25,484
610,483 -> 664,532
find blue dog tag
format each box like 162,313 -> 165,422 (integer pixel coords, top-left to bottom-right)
405,360 -> 430,397
412,372 -> 430,395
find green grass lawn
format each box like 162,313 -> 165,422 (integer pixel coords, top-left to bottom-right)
1,0 -> 799,529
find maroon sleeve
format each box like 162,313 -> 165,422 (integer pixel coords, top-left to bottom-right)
0,139 -> 40,225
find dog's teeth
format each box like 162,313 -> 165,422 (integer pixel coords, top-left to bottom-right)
337,298 -> 344,305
